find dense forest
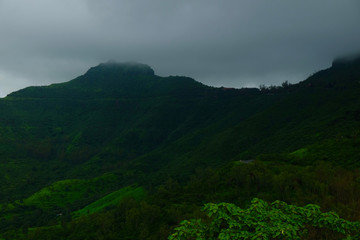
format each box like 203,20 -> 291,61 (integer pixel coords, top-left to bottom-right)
0,57 -> 360,239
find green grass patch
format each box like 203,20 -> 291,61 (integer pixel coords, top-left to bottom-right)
23,173 -> 120,209
73,186 -> 145,218
289,148 -> 308,159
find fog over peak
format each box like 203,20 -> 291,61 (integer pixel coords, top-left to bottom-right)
0,0 -> 360,97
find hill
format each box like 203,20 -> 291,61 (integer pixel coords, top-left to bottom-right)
0,58 -> 359,239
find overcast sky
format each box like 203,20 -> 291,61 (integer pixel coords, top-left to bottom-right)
0,0 -> 360,97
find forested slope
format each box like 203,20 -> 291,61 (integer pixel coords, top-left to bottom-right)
0,58 -> 359,239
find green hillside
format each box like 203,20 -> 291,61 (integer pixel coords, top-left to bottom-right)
72,186 -> 145,218
0,58 -> 359,239
23,173 -> 120,209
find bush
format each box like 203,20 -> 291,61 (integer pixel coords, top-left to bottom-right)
169,198 -> 360,240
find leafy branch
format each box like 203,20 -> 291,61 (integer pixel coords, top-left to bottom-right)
169,198 -> 360,240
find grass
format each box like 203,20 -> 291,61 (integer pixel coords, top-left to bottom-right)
73,186 -> 145,218
23,173 -> 120,209
289,148 -> 308,159
24,179 -> 85,208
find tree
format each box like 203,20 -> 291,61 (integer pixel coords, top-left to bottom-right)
281,81 -> 291,88
169,198 -> 360,240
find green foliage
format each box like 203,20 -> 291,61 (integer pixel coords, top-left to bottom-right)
169,199 -> 360,240
6,160 -> 360,240
21,198 -> 169,240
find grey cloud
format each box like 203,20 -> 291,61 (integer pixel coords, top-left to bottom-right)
0,0 -> 360,96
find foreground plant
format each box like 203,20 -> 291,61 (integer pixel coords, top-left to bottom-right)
169,198 -> 360,240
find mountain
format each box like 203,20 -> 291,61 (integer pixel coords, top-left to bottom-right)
8,61 -> 206,98
0,61 -> 267,194
0,58 -> 360,239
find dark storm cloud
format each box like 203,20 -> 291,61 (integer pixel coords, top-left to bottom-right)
0,0 -> 360,96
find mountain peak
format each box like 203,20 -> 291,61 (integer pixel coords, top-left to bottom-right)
86,61 -> 155,77
331,53 -> 360,67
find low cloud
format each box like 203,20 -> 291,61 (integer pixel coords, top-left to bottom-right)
0,0 -> 359,96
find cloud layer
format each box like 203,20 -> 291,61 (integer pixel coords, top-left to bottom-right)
0,0 -> 360,96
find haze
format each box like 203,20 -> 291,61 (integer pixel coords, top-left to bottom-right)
0,0 -> 360,97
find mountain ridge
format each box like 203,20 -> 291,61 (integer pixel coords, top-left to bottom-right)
7,54 -> 360,100
0,55 -> 360,239
7,61 -> 210,99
